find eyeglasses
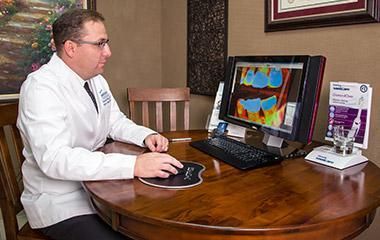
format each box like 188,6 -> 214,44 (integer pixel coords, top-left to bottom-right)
67,39 -> 110,49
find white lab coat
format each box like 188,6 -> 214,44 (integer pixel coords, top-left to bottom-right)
17,53 -> 155,228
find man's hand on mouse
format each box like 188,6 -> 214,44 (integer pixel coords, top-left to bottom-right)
144,133 -> 169,152
134,152 -> 183,178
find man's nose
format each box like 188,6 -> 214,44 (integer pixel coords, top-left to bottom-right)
103,43 -> 112,57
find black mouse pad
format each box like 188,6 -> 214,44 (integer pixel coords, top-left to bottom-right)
138,161 -> 205,189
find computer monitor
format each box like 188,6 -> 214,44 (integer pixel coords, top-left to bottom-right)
219,55 -> 326,153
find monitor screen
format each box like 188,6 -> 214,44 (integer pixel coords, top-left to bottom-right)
220,55 -> 326,145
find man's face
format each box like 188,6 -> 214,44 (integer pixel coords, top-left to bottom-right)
72,20 -> 112,80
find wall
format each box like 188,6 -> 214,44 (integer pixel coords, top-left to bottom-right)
161,0 -> 213,129
97,0 -> 163,114
98,0 -> 213,128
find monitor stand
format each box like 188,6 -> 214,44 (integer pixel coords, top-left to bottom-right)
243,131 -> 306,159
262,133 -> 285,148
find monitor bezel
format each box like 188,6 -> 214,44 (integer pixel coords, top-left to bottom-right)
219,55 -> 311,142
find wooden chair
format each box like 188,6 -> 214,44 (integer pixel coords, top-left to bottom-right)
0,102 -> 48,240
127,88 -> 190,132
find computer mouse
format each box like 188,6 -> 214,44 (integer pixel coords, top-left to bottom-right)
174,166 -> 187,175
139,161 -> 206,189
164,166 -> 186,176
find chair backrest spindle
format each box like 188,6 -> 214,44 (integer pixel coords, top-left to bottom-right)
127,88 -> 190,132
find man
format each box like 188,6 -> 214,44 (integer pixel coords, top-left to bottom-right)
17,9 -> 182,240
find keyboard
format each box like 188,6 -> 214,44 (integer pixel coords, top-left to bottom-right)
190,136 -> 283,170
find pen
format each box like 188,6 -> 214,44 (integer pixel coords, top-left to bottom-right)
169,137 -> 192,142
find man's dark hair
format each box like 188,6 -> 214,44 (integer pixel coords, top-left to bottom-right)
52,9 -> 105,53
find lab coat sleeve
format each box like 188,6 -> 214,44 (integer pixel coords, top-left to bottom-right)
17,78 -> 137,181
107,93 -> 156,146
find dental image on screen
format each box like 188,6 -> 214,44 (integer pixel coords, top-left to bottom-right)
226,62 -> 304,134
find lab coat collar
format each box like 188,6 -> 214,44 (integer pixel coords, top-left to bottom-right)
48,53 -> 100,116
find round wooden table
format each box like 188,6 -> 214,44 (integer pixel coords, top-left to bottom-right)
83,130 -> 380,240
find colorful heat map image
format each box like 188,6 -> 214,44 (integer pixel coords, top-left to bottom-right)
229,66 -> 292,127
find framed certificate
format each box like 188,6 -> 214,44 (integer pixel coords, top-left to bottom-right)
265,0 -> 380,32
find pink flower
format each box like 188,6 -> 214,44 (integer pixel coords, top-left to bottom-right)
48,39 -> 56,51
55,6 -> 65,14
31,63 -> 41,72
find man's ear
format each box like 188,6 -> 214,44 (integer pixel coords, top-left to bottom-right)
62,40 -> 76,58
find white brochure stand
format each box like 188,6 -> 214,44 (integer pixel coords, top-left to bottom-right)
208,82 -> 246,138
307,82 -> 372,170
305,146 -> 368,170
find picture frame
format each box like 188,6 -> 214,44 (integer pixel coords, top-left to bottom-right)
0,0 -> 96,102
265,0 -> 380,32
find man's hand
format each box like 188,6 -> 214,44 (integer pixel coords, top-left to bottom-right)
144,133 -> 169,152
134,152 -> 183,178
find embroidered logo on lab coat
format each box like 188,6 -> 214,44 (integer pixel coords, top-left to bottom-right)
99,89 -> 111,106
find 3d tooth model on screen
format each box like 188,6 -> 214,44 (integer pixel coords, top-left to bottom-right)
233,65 -> 291,128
